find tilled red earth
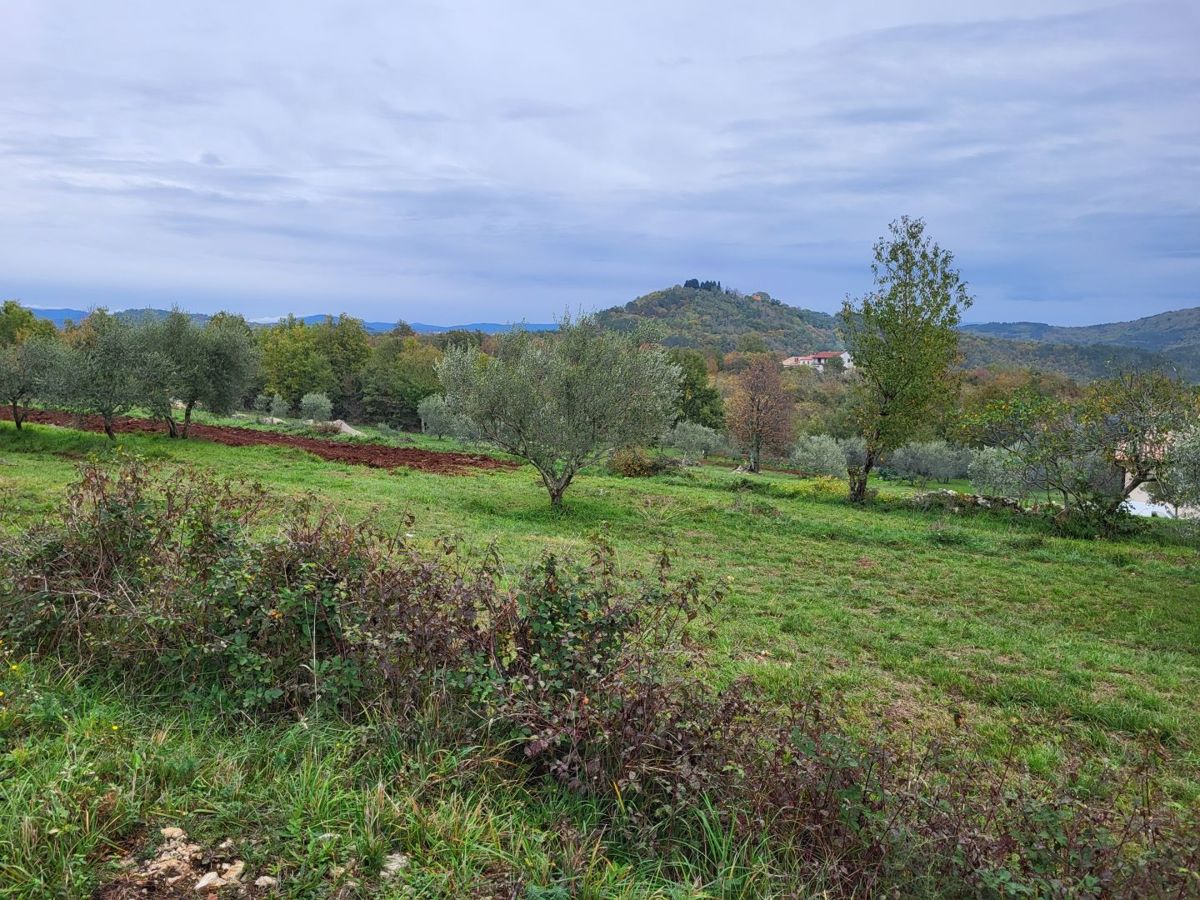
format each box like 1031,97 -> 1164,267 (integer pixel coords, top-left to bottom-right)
3,408 -> 519,475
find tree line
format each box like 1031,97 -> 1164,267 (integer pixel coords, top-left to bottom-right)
4,215 -> 1198,522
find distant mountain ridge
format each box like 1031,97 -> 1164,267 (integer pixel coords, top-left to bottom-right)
23,294 -> 1200,382
26,307 -> 555,335
960,307 -> 1200,380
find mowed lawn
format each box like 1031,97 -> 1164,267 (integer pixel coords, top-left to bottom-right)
3,419 -> 1197,801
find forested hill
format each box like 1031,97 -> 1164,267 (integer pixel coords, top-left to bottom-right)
594,284 -> 840,353
961,307 -> 1200,380
596,283 -> 1194,381
956,333 -> 1183,382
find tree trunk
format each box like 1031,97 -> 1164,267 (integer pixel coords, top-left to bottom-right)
103,415 -> 116,440
182,400 -> 196,439
747,443 -> 761,473
10,402 -> 22,430
164,416 -> 178,438
848,448 -> 877,503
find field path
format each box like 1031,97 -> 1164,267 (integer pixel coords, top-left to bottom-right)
3,408 -> 518,475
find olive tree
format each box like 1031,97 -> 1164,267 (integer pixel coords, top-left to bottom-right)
969,446 -> 1037,500
840,216 -> 972,501
966,373 -> 1196,530
300,391 -> 333,422
888,440 -> 970,486
790,434 -> 847,477
57,312 -> 143,439
0,336 -> 59,429
438,317 -> 679,508
663,420 -> 722,464
1152,427 -> 1200,514
137,312 -> 259,437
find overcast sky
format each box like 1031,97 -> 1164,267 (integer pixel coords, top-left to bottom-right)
2,1 -> 1197,325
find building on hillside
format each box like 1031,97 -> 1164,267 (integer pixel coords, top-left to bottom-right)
781,350 -> 853,373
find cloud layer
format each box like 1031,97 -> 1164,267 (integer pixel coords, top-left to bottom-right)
1,0 -> 1197,324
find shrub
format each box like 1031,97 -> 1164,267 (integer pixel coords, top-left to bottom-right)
3,457 -> 1198,896
608,446 -> 679,477
790,434 -> 846,477
253,392 -> 272,413
299,391 -> 333,422
269,393 -> 291,419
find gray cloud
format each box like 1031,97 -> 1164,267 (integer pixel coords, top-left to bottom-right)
0,0 -> 1196,324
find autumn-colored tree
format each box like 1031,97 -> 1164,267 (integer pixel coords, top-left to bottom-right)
727,356 -> 794,472
0,300 -> 56,347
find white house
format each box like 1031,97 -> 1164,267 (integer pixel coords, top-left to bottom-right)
781,350 -> 853,373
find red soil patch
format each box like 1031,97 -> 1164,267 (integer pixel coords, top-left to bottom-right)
3,409 -> 519,476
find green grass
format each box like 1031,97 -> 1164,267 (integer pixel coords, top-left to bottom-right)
2,419 -> 1198,895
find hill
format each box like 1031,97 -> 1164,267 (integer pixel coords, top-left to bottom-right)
596,284 -> 1191,380
962,307 -> 1200,379
594,284 -> 840,353
956,333 -> 1181,381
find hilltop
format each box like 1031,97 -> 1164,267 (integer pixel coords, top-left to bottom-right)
594,284 -> 840,353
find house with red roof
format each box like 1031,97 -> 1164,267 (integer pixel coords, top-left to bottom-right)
781,350 -> 853,373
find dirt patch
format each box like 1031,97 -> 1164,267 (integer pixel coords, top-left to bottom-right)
4,409 -> 519,476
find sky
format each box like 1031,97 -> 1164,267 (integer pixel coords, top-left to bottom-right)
1,1 -> 1198,326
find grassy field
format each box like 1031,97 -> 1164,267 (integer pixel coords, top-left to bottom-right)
2,419 -> 1198,896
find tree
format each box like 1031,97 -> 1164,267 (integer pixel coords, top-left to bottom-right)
887,440 -> 971,487
1080,371 -> 1197,503
417,393 -> 476,440
965,373 -> 1197,531
361,335 -> 442,428
0,300 -> 56,347
1153,427 -> 1200,514
663,420 -> 722,464
438,316 -> 679,508
311,314 -> 371,418
726,356 -> 793,472
141,311 -> 259,437
669,348 -> 724,428
0,336 -> 59,429
269,394 -> 291,419
259,316 -> 335,407
969,446 -> 1037,500
840,216 -> 972,501
57,311 -> 143,439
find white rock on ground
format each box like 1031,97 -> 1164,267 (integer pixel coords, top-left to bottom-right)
194,871 -> 226,891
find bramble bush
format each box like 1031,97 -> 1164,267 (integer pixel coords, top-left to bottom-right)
607,446 -> 680,477
2,456 -> 1197,896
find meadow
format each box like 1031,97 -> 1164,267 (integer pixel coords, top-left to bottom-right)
2,418 -> 1198,897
